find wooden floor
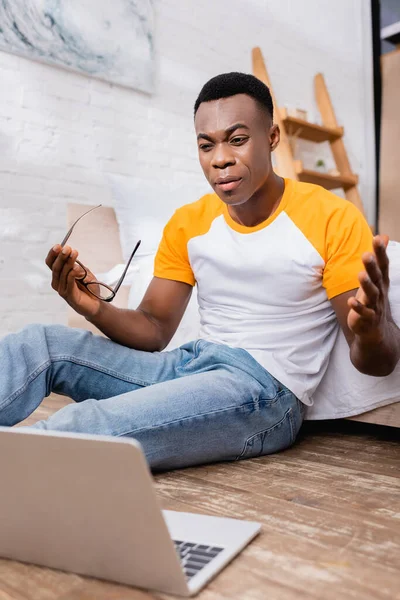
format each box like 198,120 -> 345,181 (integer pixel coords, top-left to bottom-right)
1,395 -> 399,600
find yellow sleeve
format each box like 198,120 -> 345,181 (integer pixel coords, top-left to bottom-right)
323,202 -> 373,299
154,210 -> 195,286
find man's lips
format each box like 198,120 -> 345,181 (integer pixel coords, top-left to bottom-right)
214,177 -> 242,192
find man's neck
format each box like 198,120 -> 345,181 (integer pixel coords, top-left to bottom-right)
228,173 -> 285,228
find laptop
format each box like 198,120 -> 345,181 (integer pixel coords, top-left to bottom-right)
0,428 -> 261,596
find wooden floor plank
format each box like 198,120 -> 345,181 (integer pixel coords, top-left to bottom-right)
184,458 -> 400,522
155,474 -> 399,590
2,396 -> 399,600
291,426 -> 399,477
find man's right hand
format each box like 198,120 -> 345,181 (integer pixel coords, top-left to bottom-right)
46,245 -> 193,352
45,245 -> 102,318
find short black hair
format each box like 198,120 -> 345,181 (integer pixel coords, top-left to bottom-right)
194,72 -> 274,121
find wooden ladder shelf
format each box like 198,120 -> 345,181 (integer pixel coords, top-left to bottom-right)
252,47 -> 366,216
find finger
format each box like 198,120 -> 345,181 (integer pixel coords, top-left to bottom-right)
347,297 -> 376,320
353,276 -> 368,305
45,244 -> 62,269
373,235 -> 390,286
59,249 -> 79,295
362,253 -> 383,290
51,245 -> 73,291
373,234 -> 389,250
358,271 -> 379,308
74,261 -> 86,279
51,246 -> 70,290
66,264 -> 83,298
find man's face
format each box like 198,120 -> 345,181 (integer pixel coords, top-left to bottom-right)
194,94 -> 279,206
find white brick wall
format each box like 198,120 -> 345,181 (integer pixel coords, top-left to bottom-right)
0,0 -> 375,336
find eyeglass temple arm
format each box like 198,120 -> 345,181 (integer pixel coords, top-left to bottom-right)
61,204 -> 102,247
113,240 -> 142,295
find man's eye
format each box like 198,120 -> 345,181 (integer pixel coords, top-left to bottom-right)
231,137 -> 247,145
199,144 -> 212,151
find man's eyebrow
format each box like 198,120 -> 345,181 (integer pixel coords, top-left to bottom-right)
197,132 -> 213,141
197,123 -> 250,141
225,122 -> 250,135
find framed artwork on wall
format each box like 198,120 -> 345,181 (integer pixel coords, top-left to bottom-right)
0,0 -> 155,93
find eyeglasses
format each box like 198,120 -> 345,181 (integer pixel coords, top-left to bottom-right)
61,204 -> 141,302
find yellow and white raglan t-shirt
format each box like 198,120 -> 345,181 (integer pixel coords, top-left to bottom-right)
154,178 -> 373,405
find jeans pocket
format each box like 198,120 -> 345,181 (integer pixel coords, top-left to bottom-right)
236,392 -> 302,460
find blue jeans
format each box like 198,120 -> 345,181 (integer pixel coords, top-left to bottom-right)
0,324 -> 304,471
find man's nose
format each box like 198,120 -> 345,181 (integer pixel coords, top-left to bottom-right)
212,143 -> 236,169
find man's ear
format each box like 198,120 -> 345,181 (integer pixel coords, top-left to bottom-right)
269,124 -> 280,152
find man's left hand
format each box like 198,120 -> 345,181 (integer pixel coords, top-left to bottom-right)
347,235 -> 390,340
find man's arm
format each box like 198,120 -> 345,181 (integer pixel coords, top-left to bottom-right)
331,235 -> 400,376
46,244 -> 192,352
87,277 -> 192,351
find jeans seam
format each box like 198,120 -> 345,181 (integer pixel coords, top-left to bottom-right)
0,356 -> 157,412
51,356 -> 157,386
258,388 -> 286,406
287,405 -> 296,445
236,406 -> 292,460
0,360 -> 52,411
114,400 -> 256,438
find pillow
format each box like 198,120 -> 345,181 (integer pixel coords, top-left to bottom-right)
307,241 -> 400,420
107,173 -> 209,262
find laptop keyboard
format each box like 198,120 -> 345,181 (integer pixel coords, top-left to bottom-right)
173,540 -> 224,580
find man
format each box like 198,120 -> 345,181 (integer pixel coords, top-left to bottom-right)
1,73 -> 398,470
